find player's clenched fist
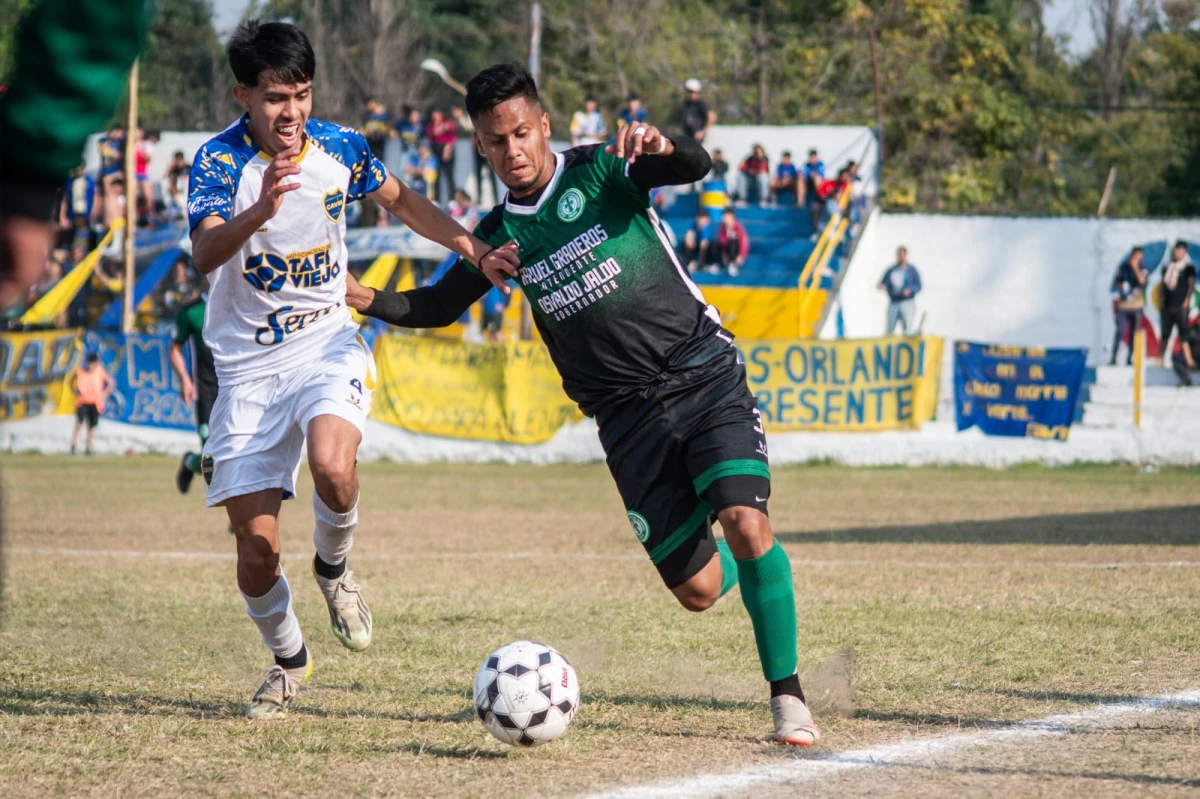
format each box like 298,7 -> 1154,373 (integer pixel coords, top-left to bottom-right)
606,122 -> 673,166
254,143 -> 303,219
477,240 -> 521,295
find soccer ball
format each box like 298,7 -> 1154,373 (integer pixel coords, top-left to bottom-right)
473,641 -> 579,747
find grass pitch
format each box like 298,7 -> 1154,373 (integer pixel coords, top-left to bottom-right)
1,456 -> 1199,797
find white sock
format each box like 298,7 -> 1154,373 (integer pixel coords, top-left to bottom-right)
313,491 -> 358,568
242,572 -> 305,660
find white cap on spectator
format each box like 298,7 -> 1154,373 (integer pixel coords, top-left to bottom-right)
684,78 -> 702,92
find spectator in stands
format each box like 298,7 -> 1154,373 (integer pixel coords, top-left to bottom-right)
816,166 -> 851,230
1171,315 -> 1200,386
425,108 -> 458,203
708,148 -> 729,192
770,150 -> 799,206
1159,241 -> 1196,362
404,141 -> 439,203
481,284 -> 511,342
1109,246 -> 1147,366
97,124 -> 125,227
134,128 -> 158,223
680,78 -> 711,143
448,189 -> 478,228
361,97 -> 393,161
618,93 -> 648,127
394,106 -> 423,158
679,208 -> 714,272
70,353 -> 115,456
164,150 -> 191,222
570,97 -> 607,147
715,207 -> 749,277
737,144 -> 770,206
451,106 -> 486,203
59,164 -> 99,250
802,148 -> 825,231
878,246 -> 922,335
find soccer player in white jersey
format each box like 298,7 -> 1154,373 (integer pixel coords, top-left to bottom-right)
188,20 -> 518,718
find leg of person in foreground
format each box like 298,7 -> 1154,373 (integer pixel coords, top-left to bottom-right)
227,489 -> 311,719
307,414 -> 371,651
670,506 -> 818,746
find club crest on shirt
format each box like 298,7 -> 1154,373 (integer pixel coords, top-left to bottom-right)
323,186 -> 346,222
201,454 -> 215,486
557,188 -> 585,222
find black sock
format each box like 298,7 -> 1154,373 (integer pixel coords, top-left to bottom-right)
275,642 -> 308,670
313,553 -> 346,580
770,672 -> 805,702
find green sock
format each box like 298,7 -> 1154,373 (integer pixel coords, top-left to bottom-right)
186,452 -> 202,474
737,541 -> 799,682
717,539 -> 739,597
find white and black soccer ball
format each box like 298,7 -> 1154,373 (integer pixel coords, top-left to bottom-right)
473,641 -> 579,747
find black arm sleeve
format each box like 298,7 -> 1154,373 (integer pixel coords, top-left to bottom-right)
363,260 -> 492,328
627,135 -> 712,191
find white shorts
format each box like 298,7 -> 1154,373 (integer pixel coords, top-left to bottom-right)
202,335 -> 375,507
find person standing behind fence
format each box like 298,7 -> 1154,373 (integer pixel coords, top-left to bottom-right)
878,246 -> 921,335
71,353 -> 115,455
1109,246 -> 1147,366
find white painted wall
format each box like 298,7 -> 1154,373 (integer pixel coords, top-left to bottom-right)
832,214 -> 1200,364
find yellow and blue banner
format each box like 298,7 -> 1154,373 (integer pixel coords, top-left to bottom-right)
371,335 -> 582,444
738,336 -> 943,431
954,342 -> 1087,441
0,329 -> 83,420
86,331 -> 195,430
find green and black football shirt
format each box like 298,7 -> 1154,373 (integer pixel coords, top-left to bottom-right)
465,145 -> 730,413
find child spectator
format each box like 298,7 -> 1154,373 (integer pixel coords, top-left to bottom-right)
679,208 -> 715,272
715,207 -> 749,277
164,150 -> 191,222
404,141 -> 440,203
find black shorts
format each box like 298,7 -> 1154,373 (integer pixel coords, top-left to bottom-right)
596,346 -> 770,589
196,369 -> 218,431
75,403 -> 100,429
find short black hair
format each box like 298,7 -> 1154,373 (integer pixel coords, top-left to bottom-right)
1175,240 -> 1188,250
782,150 -> 792,157
86,353 -> 99,364
466,62 -> 540,119
227,19 -> 315,88
1130,246 -> 1143,254
808,148 -> 818,156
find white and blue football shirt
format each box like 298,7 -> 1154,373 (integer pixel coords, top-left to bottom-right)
188,115 -> 387,385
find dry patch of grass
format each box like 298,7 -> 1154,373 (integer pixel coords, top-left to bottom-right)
1,456 -> 1198,797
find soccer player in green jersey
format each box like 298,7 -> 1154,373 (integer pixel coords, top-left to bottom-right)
346,63 -> 820,746
168,288 -> 218,495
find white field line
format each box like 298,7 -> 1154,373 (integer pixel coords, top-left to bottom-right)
6,546 -> 1200,571
585,689 -> 1200,799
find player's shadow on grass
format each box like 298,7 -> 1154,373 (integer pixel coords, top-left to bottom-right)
776,505 -> 1200,546
0,687 -> 477,725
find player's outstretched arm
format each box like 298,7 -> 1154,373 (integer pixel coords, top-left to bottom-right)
368,175 -> 520,291
347,262 -> 491,329
606,123 -> 712,190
